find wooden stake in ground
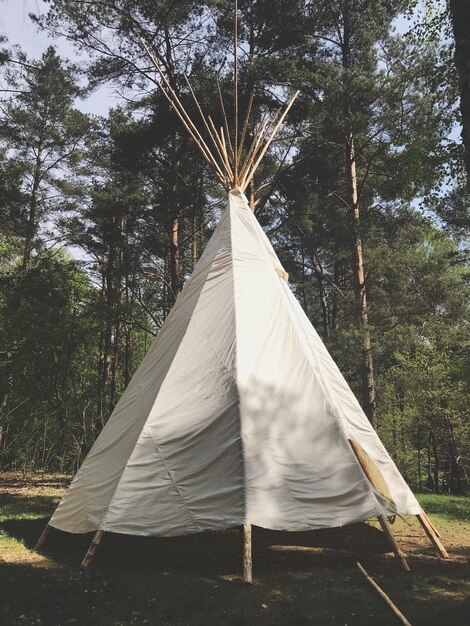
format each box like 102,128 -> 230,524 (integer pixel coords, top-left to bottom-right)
243,522 -> 253,584
34,523 -> 52,550
81,529 -> 105,570
416,513 -> 448,559
377,515 -> 410,572
356,562 -> 413,626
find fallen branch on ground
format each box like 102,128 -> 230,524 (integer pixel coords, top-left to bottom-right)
356,561 -> 412,626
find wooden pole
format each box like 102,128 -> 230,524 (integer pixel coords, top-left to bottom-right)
249,179 -> 256,212
357,562 -> 413,626
34,523 -> 52,551
241,91 -> 300,191
183,73 -> 231,178
237,93 -> 253,171
217,78 -> 234,165
238,110 -> 274,183
420,507 -> 441,538
154,77 -> 227,184
242,522 -> 253,584
208,116 -> 232,181
416,513 -> 448,559
377,515 -> 410,572
240,109 -> 276,168
141,41 -> 228,184
239,108 -> 283,185
220,127 -> 230,172
81,530 -> 104,570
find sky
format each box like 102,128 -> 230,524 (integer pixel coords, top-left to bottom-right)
0,0 -> 119,115
0,0 -> 123,263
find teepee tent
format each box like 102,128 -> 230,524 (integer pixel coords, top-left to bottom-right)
35,3 -> 447,579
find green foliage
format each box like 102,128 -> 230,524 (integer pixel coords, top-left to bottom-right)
0,46 -> 91,266
417,492 -> 470,522
0,252 -> 99,471
0,2 -> 467,486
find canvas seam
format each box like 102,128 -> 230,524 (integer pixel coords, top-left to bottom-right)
229,191 -> 248,526
141,241 -> 240,532
152,437 -> 200,534
99,211 -> 233,532
244,202 -> 392,520
277,280 -> 394,518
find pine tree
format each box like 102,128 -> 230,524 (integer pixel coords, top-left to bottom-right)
0,47 -> 90,269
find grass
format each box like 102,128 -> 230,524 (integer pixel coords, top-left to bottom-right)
0,473 -> 469,625
417,492 -> 470,524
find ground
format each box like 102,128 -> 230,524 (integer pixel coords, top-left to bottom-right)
0,474 -> 469,625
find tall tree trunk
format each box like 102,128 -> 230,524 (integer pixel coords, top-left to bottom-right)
163,255 -> 171,316
340,4 -> 377,428
346,133 -> 377,429
301,253 -> 308,311
427,445 -> 433,490
248,179 -> 255,212
310,251 -> 330,338
431,432 -> 440,493
191,175 -> 204,270
110,305 -> 120,408
169,215 -> 180,300
447,420 -> 464,492
110,213 -> 126,407
99,213 -> 119,420
99,271 -> 113,421
0,349 -> 11,459
123,272 -> 132,388
97,266 -> 107,424
0,398 -> 6,457
167,139 -> 188,301
122,215 -> 132,388
449,0 -> 470,186
332,259 -> 341,331
417,425 -> 423,490
22,147 -> 43,270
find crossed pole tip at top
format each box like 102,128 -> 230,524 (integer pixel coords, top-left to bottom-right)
140,0 -> 300,192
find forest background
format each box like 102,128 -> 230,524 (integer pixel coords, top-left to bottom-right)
0,0 -> 469,495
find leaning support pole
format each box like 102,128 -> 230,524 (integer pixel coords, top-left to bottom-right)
242,522 -> 253,584
416,513 -> 448,559
420,507 -> 441,538
377,516 -> 410,572
34,523 -> 52,551
357,562 -> 413,626
81,530 -> 104,570
241,90 -> 300,191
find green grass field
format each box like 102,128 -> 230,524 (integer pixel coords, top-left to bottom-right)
1,474 -> 469,625
416,492 -> 470,523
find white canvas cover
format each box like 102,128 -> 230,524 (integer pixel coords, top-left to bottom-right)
50,189 -> 420,536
